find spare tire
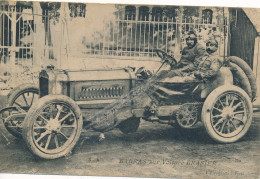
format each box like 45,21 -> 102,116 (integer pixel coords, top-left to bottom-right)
226,56 -> 257,101
230,62 -> 252,99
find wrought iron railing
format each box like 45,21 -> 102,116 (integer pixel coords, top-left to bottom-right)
0,6 -> 54,67
76,15 -> 228,59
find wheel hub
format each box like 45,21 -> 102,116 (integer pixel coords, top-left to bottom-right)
222,107 -> 233,120
46,120 -> 61,132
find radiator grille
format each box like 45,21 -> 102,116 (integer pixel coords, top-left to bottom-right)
78,86 -> 124,100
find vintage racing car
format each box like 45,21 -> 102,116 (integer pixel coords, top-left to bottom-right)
0,50 -> 257,159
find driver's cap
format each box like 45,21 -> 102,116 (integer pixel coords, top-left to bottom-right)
206,38 -> 218,47
185,31 -> 197,40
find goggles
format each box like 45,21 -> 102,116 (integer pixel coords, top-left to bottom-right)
206,39 -> 218,47
185,34 -> 197,40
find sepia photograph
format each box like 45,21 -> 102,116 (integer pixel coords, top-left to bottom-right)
0,0 -> 259,178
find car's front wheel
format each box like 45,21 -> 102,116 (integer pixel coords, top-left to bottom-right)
22,95 -> 83,159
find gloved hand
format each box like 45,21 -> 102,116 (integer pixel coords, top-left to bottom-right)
156,70 -> 168,80
168,69 -> 182,77
193,71 -> 202,80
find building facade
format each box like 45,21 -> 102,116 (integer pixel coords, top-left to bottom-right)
0,2 -> 228,69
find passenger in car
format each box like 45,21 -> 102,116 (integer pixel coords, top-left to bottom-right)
193,38 -> 223,80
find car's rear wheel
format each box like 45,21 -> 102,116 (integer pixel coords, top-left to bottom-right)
4,84 -> 39,138
201,85 -> 252,143
22,95 -> 83,159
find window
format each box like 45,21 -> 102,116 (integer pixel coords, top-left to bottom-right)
68,3 -> 86,18
163,6 -> 178,21
152,7 -> 163,21
40,2 -> 61,22
40,2 -> 61,11
183,7 -> 199,23
202,9 -> 213,24
16,1 -> 33,11
125,6 -> 136,20
139,6 -> 149,21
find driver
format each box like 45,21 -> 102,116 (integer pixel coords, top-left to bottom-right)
168,31 -> 207,77
156,31 -> 206,79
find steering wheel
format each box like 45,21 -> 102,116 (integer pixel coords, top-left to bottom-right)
155,49 -> 177,67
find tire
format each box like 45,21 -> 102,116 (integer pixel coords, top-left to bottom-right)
201,85 -> 253,143
4,83 -> 39,138
22,95 -> 83,159
227,56 -> 257,101
230,63 -> 252,99
118,117 -> 140,134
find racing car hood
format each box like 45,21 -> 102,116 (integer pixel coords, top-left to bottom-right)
66,68 -> 135,81
40,66 -> 136,82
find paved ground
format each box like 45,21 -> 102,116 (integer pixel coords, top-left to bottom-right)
0,95 -> 259,179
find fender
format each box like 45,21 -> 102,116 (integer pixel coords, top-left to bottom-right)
200,67 -> 233,99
